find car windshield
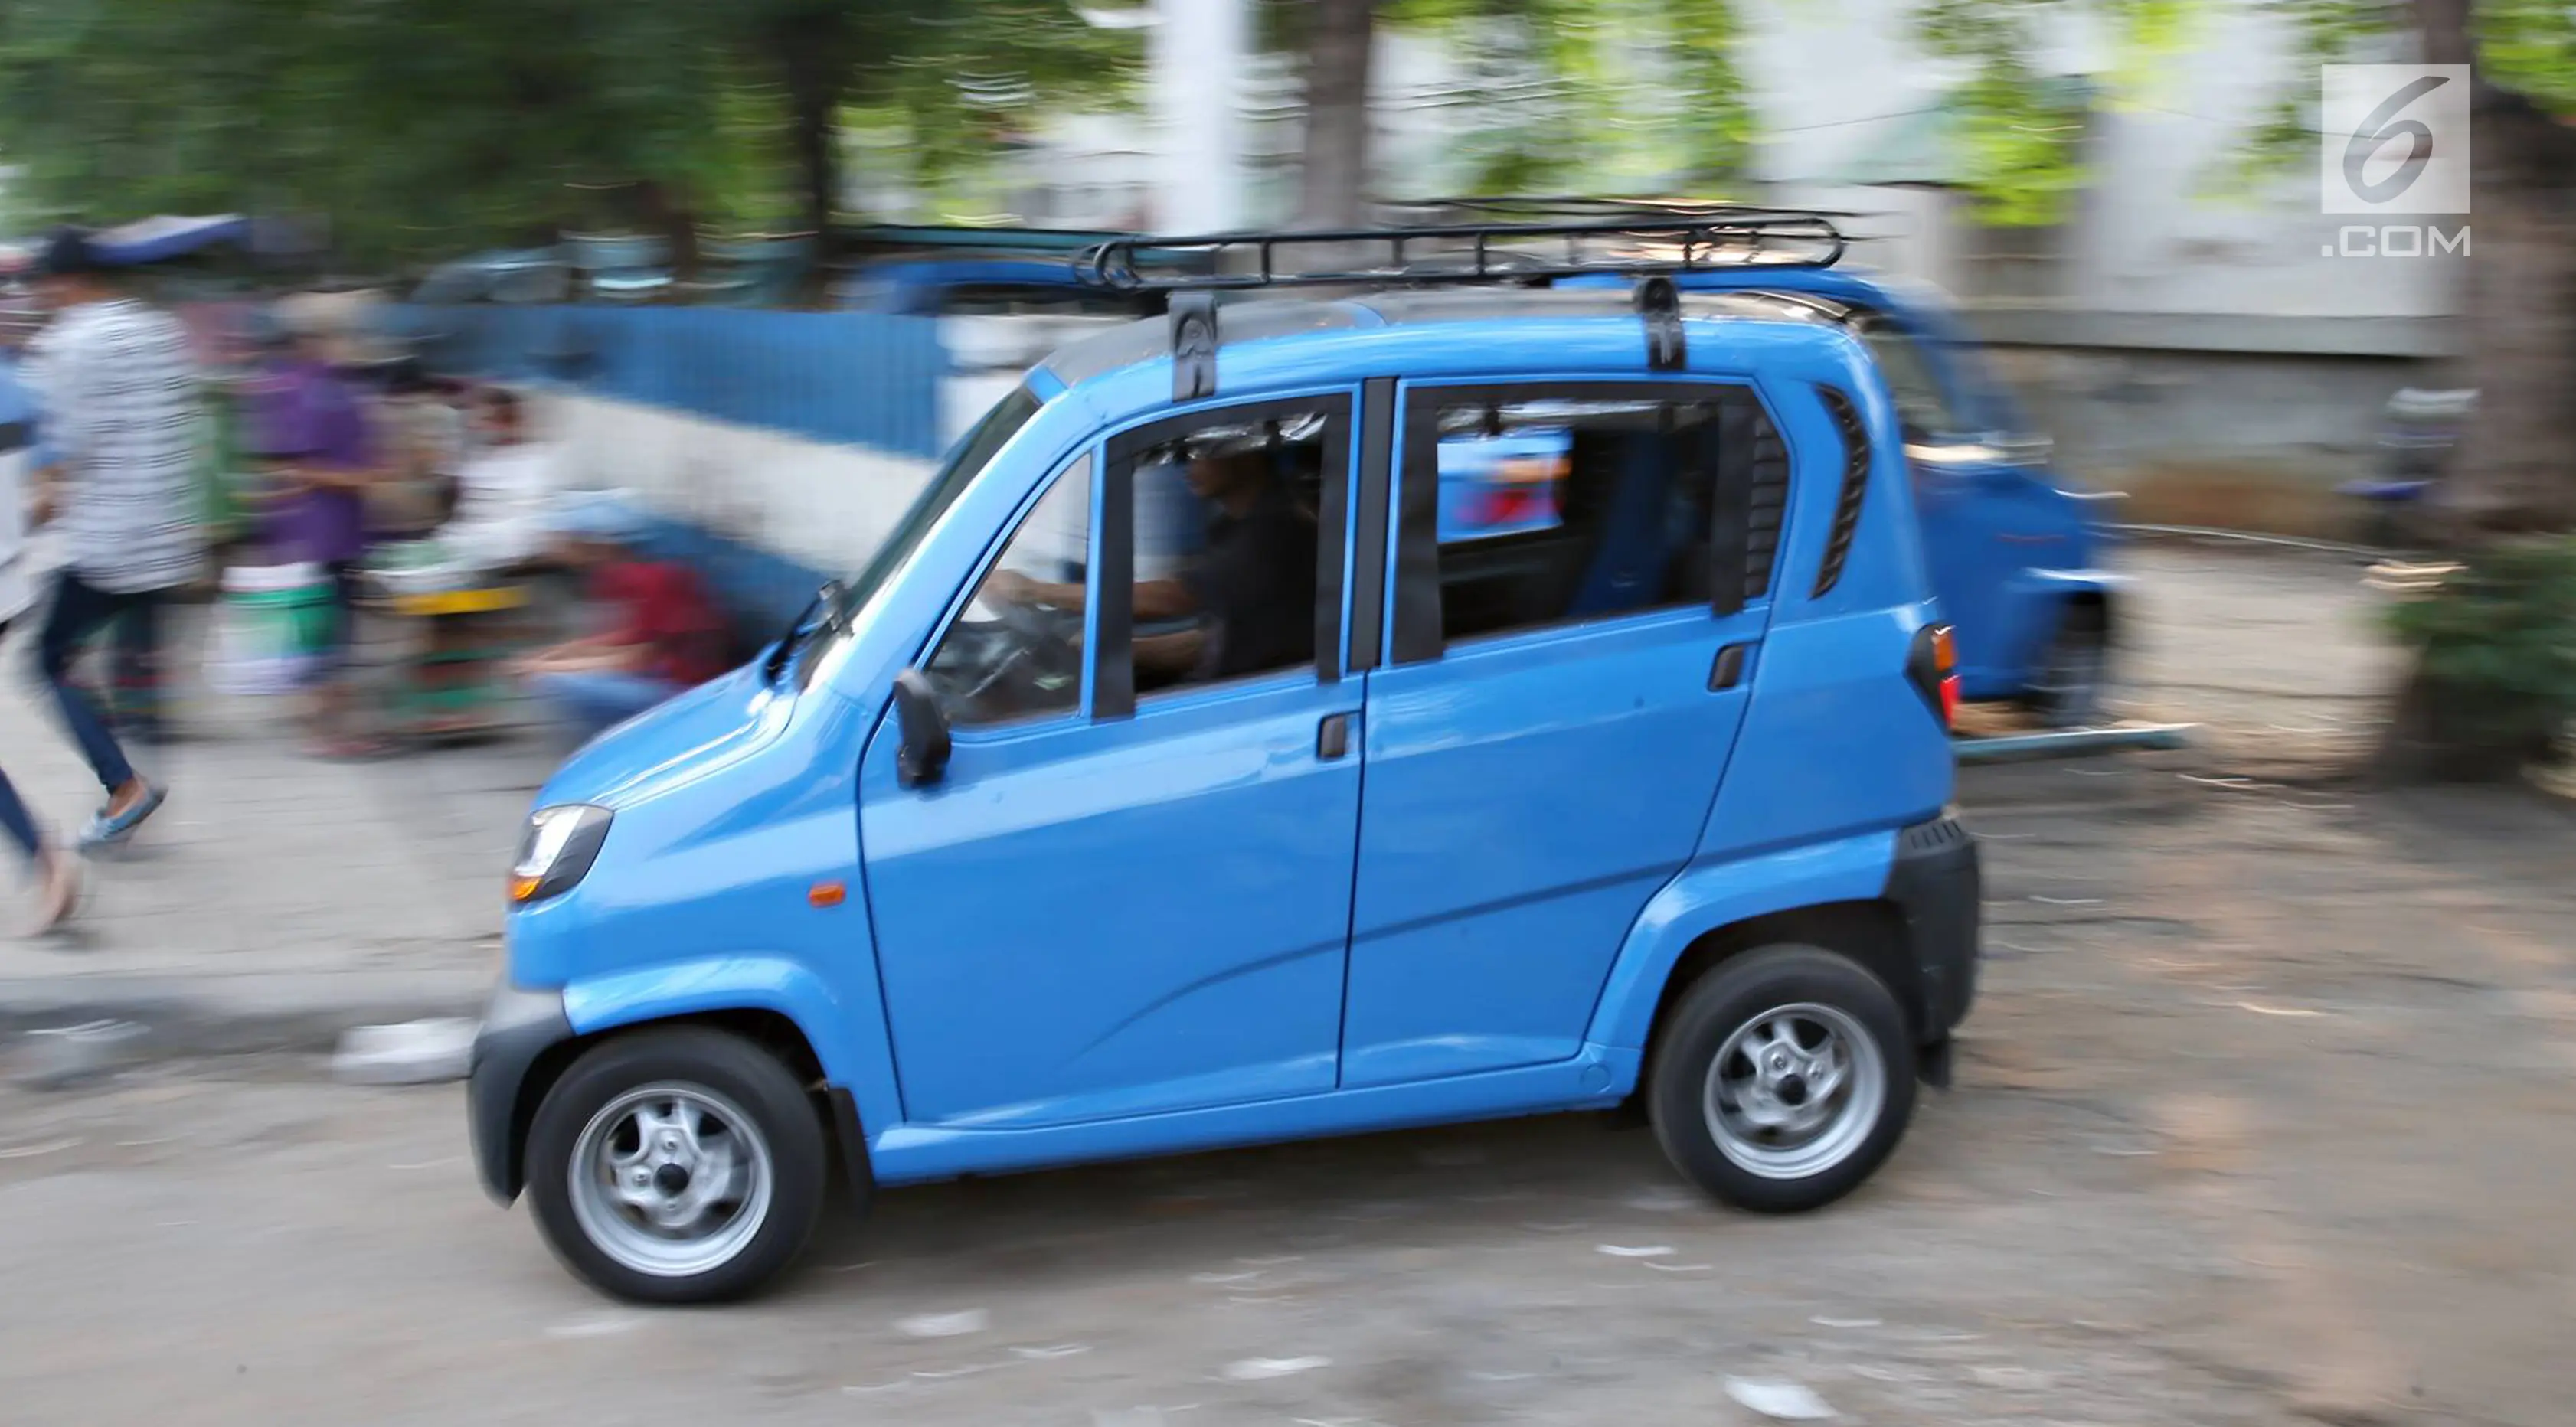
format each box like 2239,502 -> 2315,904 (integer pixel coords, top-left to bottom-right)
837,385 -> 1043,619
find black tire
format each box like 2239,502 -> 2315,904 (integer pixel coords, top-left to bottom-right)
1647,944 -> 1917,1214
2022,602 -> 2110,730
525,1027 -> 829,1304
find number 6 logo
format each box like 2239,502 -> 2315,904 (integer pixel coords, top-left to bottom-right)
2344,74 -> 2450,204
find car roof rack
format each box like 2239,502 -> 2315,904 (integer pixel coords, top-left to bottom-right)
1077,214 -> 1844,399
1077,214 -> 1843,295
1378,195 -> 1869,227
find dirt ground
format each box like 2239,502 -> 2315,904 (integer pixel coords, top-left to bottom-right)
0,542 -> 2568,1426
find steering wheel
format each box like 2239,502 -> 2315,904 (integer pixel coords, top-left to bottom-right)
937,593 -> 1083,715
992,597 -> 1083,686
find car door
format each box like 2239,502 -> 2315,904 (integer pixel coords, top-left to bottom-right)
858,392 -> 1364,1129
1340,378 -> 1784,1089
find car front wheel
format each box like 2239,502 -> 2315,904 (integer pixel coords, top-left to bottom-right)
1648,945 -> 1916,1213
525,1027 -> 829,1303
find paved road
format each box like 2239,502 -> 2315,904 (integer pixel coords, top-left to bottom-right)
5,772 -> 2570,1427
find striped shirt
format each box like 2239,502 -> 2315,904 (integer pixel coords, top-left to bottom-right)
25,298 -> 204,593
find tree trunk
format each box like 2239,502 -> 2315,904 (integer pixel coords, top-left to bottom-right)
770,10 -> 852,243
1296,0 -> 1378,228
784,58 -> 842,242
629,179 -> 701,286
2414,0 -> 2576,536
2375,1 -> 2576,781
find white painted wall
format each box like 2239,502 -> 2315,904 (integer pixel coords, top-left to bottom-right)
534,391 -> 937,580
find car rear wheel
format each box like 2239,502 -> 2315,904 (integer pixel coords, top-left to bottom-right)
1648,945 -> 1916,1213
2022,603 -> 2110,729
525,1027 -> 828,1303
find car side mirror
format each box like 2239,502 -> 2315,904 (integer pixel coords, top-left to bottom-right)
891,670 -> 952,787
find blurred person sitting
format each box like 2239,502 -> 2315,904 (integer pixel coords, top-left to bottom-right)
241,305 -> 387,758
433,386 -> 555,573
359,358 -> 466,542
510,492 -> 727,741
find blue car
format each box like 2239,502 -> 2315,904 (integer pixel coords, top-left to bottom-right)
1553,263 -> 2117,724
469,216 -> 1984,1302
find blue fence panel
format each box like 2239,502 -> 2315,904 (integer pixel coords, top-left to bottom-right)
381,305 -> 947,459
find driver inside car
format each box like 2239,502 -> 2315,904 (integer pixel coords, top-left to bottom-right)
985,448 -> 1316,687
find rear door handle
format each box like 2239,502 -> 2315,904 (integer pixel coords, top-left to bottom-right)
1317,713 -> 1355,760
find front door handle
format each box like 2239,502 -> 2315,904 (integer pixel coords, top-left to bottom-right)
1317,713 -> 1355,760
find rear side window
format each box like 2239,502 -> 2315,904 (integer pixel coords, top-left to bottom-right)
1391,384 -> 1787,658
1812,388 -> 1869,599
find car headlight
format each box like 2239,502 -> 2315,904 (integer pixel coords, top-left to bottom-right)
510,805 -> 613,906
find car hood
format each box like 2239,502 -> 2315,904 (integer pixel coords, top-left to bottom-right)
535,665 -> 799,811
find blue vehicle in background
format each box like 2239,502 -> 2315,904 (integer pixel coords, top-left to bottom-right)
1438,199 -> 2117,726
834,226 -> 1178,318
468,214 -> 1982,1302
1675,267 -> 2113,725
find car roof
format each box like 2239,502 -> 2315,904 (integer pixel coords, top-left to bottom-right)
1038,286 -> 1865,398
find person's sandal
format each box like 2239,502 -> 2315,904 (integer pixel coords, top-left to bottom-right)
26,851 -> 80,933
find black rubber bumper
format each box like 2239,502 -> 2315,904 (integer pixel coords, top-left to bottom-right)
1885,813 -> 1982,1041
466,982 -> 575,1205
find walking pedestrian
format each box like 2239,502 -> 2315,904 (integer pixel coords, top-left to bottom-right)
21,227 -> 199,850
0,324 -> 79,928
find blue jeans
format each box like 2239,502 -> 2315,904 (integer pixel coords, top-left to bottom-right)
528,670 -> 685,741
0,764 -> 38,865
37,571 -> 156,793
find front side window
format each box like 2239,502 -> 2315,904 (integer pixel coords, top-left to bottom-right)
950,395 -> 1352,718
1114,407 -> 1340,699
922,453 -> 1092,727
1402,386 -> 1784,651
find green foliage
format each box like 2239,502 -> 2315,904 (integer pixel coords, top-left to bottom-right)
0,0 -> 1138,269
1375,0 -> 1753,195
842,2 -> 1143,217
2474,0 -> 2576,108
1911,0 -> 2092,227
0,0 -> 763,266
2386,537 -> 2576,756
2221,0 -> 2576,193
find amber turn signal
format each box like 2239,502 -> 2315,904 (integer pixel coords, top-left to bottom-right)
809,880 -> 847,908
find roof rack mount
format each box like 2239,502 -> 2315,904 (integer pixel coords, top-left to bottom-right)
1078,214 -> 1844,294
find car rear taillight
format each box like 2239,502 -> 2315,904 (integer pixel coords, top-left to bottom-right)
1907,622 -> 1960,730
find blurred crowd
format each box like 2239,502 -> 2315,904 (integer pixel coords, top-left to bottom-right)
0,226 -> 727,933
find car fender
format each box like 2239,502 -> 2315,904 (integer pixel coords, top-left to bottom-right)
560,954 -> 882,1109
1584,826 -> 1900,1055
